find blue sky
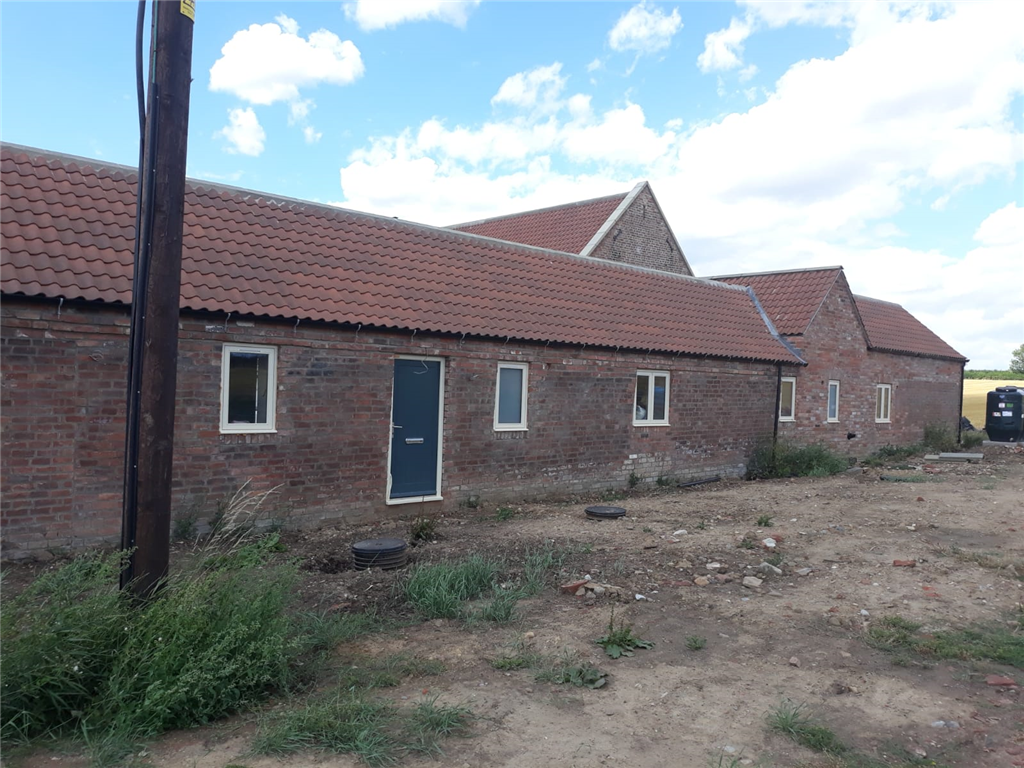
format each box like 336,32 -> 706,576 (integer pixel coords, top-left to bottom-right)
2,1 -> 1022,368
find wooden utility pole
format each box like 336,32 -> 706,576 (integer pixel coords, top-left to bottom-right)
121,0 -> 195,597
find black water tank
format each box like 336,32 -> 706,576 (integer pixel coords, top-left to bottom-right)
984,386 -> 1024,442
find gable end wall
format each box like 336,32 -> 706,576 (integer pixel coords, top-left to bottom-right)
588,186 -> 691,275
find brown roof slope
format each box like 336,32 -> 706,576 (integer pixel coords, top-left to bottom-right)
854,295 -> 966,361
713,267 -> 843,336
0,145 -> 800,363
449,193 -> 626,254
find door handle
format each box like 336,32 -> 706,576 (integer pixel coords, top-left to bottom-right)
405,437 -> 424,444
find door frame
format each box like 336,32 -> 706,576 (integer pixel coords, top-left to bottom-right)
385,354 -> 445,505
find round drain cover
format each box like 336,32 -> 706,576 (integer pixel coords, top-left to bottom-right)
352,538 -> 408,570
585,505 -> 627,519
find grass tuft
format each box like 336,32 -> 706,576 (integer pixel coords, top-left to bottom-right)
867,614 -> 1024,668
401,556 -> 500,619
766,700 -> 846,755
685,635 -> 707,651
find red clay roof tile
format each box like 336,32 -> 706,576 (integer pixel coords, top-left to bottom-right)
854,295 -> 965,361
1,145 -> 799,363
714,267 -> 843,336
449,193 -> 626,254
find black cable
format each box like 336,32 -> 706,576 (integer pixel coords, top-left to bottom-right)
121,0 -> 155,582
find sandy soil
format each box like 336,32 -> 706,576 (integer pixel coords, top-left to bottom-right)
10,445 -> 1024,768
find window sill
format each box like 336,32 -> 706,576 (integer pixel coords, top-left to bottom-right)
778,417 -> 795,423
220,427 -> 278,435
826,419 -> 839,424
633,421 -> 670,427
875,419 -> 891,424
494,426 -> 528,432
386,494 -> 443,506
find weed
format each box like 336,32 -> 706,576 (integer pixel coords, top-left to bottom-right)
766,700 -> 847,755
410,696 -> 473,739
685,635 -> 707,651
923,422 -> 958,453
867,614 -> 1024,668
696,520 -> 707,531
601,489 -> 627,502
252,691 -> 397,764
961,430 -> 986,449
595,609 -> 654,659
642,526 -> 653,533
656,476 -> 674,487
765,552 -> 784,567
879,474 -> 938,483
475,588 -> 522,624
861,443 -> 921,467
628,471 -> 642,488
747,440 -> 850,480
494,506 -> 516,522
172,513 -> 198,542
409,515 -> 438,542
937,545 -> 1024,579
1,542 -> 338,757
338,654 -> 445,691
756,514 -> 774,527
520,545 -> 568,596
402,556 -> 499,619
739,536 -> 757,550
535,649 -> 607,689
490,655 -> 535,671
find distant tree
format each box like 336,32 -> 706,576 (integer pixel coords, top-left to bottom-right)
1011,343 -> 1024,375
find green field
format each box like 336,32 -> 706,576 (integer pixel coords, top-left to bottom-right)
962,378 -> 1024,429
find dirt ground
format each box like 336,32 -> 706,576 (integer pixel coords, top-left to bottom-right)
10,445 -> 1024,768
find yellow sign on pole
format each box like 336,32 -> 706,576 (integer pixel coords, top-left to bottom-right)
180,0 -> 195,21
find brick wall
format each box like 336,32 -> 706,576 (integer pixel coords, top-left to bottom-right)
1,298 -> 778,558
777,274 -> 963,453
589,186 -> 691,276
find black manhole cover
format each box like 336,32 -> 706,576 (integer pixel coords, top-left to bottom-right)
585,505 -> 626,519
352,538 -> 408,570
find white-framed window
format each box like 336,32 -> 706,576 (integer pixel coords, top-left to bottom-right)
779,376 -> 796,421
876,383 -> 892,423
494,362 -> 528,431
220,344 -> 277,433
827,380 -> 840,423
634,370 -> 670,426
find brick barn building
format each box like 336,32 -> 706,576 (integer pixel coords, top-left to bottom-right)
714,267 -> 967,453
1,145 -> 803,558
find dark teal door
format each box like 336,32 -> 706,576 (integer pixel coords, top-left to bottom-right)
389,358 -> 442,499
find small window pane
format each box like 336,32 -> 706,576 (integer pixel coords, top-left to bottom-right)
635,374 -> 650,420
228,352 -> 269,424
652,375 -> 667,421
780,379 -> 794,419
497,367 -> 524,425
876,385 -> 891,422
827,382 -> 839,421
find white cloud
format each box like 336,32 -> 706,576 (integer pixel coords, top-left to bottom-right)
492,63 -> 566,111
738,64 -> 759,82
288,99 -> 313,125
215,108 -> 266,156
344,0 -> 481,31
334,3 -> 1024,366
210,17 -> 364,105
586,58 -> 603,73
303,126 -> 323,144
608,2 -> 683,55
697,17 -> 752,72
